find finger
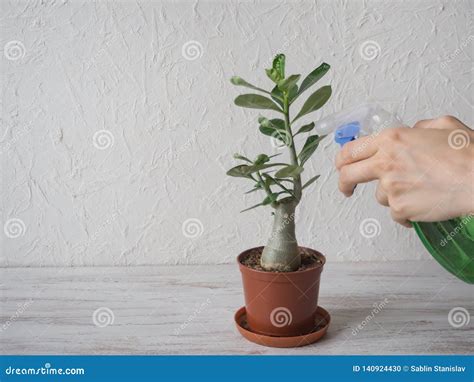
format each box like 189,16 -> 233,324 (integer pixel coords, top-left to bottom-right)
392,216 -> 412,228
390,208 -> 412,228
335,135 -> 379,170
412,119 -> 435,129
414,116 -> 462,130
375,182 -> 389,206
338,159 -> 380,197
433,115 -> 467,130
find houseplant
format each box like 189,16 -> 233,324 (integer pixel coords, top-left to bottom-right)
227,54 -> 332,345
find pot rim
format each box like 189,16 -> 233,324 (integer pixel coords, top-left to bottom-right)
237,245 -> 326,276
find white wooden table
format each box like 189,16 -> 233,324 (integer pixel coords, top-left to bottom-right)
1,261 -> 472,354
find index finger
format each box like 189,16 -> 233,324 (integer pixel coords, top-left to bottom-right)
335,134 -> 379,170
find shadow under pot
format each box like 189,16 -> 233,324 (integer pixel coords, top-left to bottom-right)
237,246 -> 326,337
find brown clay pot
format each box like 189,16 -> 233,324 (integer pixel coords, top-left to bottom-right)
238,246 -> 325,337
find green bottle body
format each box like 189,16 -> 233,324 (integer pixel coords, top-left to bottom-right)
413,216 -> 474,284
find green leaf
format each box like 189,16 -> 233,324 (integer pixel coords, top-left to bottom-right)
245,188 -> 261,194
230,77 -> 269,94
268,153 -> 282,159
258,118 -> 287,142
262,193 -> 279,205
264,175 -> 275,187
226,165 -> 254,178
263,173 -> 296,198
274,178 -> 294,183
275,165 -> 304,178
273,54 -> 285,78
254,154 -> 270,165
240,191 -> 279,212
266,54 -> 285,83
233,153 -> 252,163
234,94 -> 282,112
226,163 -> 279,178
258,117 -> 285,130
293,85 -> 332,122
240,202 -> 265,213
298,135 -> 326,165
288,84 -> 298,104
265,69 -> 279,84
258,124 -> 274,136
245,184 -> 262,194
297,62 -> 330,98
277,74 -> 300,92
302,175 -> 321,190
295,122 -> 315,135
270,86 -> 284,107
267,130 -> 291,146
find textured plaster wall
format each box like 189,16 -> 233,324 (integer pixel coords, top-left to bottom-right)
1,0 -> 472,267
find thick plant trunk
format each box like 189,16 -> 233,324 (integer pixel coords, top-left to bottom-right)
260,200 -> 300,272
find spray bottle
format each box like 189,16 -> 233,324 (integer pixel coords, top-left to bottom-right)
317,103 -> 474,284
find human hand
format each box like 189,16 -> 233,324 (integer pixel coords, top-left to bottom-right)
335,115 -> 474,227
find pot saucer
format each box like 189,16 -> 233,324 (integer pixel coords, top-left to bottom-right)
234,306 -> 330,348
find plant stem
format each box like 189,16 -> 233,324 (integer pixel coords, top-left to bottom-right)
260,92 -> 302,272
283,96 -> 302,203
256,171 -> 273,198
260,199 -> 300,271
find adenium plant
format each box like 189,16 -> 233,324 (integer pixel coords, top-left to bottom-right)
227,54 -> 332,272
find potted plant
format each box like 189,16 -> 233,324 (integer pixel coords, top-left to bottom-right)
227,54 -> 332,347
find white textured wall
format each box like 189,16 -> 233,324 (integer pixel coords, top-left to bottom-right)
1,0 -> 472,267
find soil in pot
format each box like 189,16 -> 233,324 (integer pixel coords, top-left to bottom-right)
241,248 -> 323,272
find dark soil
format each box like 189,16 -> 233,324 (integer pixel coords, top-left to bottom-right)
241,248 -> 323,272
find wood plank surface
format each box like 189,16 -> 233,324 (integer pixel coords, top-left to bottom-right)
1,261 -> 472,354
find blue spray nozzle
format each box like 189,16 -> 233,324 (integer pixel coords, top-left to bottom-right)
334,121 -> 360,147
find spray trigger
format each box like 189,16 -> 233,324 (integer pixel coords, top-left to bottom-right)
334,121 -> 360,147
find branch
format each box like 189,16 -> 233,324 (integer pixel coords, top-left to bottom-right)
283,95 -> 302,202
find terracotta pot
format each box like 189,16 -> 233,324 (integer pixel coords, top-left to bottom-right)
238,246 -> 325,337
